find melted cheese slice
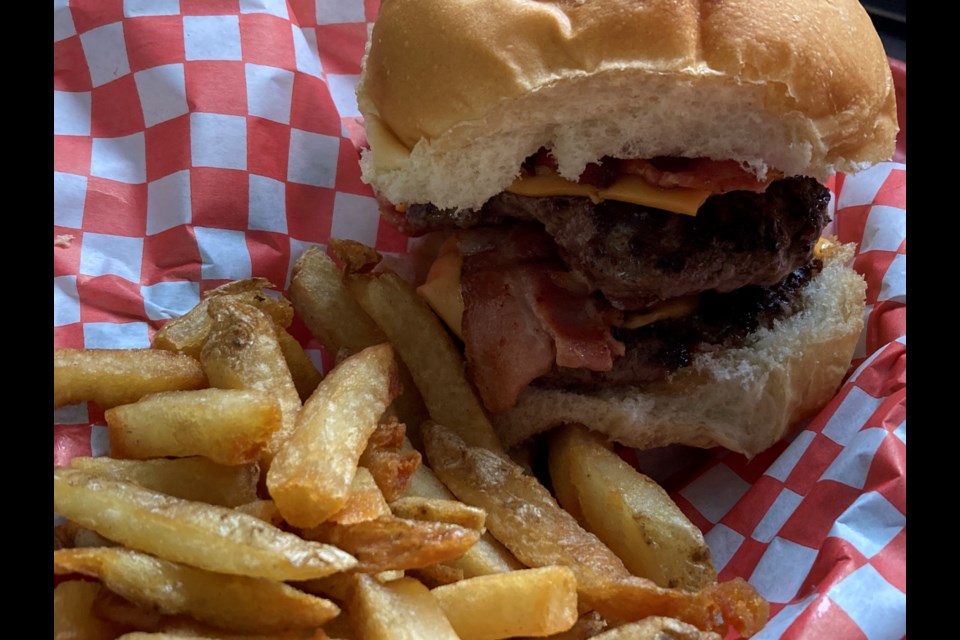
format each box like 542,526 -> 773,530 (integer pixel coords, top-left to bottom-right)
506,172 -> 711,216
620,296 -> 699,330
365,115 -> 412,172
416,241 -> 464,338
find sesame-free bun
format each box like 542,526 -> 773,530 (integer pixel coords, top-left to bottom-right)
357,0 -> 899,210
491,241 -> 866,457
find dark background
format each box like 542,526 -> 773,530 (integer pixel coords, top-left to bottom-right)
861,0 -> 906,61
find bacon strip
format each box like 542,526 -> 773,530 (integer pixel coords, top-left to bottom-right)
531,273 -> 624,370
459,226 -> 624,413
618,157 -> 774,194
461,264 -> 556,414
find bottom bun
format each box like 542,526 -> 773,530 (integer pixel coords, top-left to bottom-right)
492,242 -> 866,458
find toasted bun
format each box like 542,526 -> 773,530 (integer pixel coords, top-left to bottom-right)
357,0 -> 898,210
491,242 -> 866,457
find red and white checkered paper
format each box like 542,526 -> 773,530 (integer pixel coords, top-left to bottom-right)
53,1 -> 906,637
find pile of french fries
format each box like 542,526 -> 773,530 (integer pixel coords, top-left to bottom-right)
53,240 -> 769,640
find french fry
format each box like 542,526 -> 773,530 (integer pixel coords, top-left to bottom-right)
54,521 -> 116,549
347,575 -> 460,640
360,419 -> 421,502
267,343 -> 401,528
290,246 -> 389,357
200,297 -> 302,465
54,468 -> 357,581
321,467 -> 393,526
389,497 -> 486,531
403,456 -> 524,580
54,580 -> 129,640
306,516 -> 481,573
91,587 -> 164,632
589,617 -> 722,640
277,327 -> 324,402
233,499 -> 284,526
341,254 -> 503,453
54,547 -> 341,634
95,592 -> 334,640
295,569 -> 402,604
68,456 -> 259,507
542,611 -> 610,640
151,278 -> 294,359
442,534 -> 523,579
431,566 -> 579,640
117,627 -> 331,640
423,421 -> 629,597
54,349 -> 207,409
52,264 -> 766,639
414,563 -> 465,588
548,424 -> 717,591
105,389 -> 281,465
422,423 -> 768,637
322,611 -> 355,640
290,245 -> 428,437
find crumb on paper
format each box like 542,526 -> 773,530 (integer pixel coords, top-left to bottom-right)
55,234 -> 75,248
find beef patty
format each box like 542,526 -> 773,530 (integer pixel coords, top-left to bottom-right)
404,176 -> 830,308
536,259 -> 822,390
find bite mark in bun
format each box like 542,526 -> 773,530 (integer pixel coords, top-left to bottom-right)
356,0 -> 897,456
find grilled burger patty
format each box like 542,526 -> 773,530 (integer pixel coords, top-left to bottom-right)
536,259 -> 822,390
405,176 -> 830,308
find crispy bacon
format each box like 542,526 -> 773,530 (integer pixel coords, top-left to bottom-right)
524,151 -> 774,194
459,226 -> 624,413
618,157 -> 774,194
533,273 -> 625,369
461,264 -> 557,414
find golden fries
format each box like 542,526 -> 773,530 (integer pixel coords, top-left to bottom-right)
53,255 -> 768,638
290,245 -> 429,438
277,327 -> 324,401
54,547 -> 341,634
200,297 -> 303,465
348,575 -> 460,640
54,580 -> 128,640
431,566 -> 579,640
361,419 -> 421,502
422,422 -> 768,637
151,278 -> 294,358
105,389 -> 281,465
54,521 -> 116,549
54,348 -> 207,409
90,587 -> 165,631
306,516 -> 481,573
68,456 -> 259,507
233,499 -> 284,526
389,496 -> 486,531
548,424 -> 716,591
54,468 -> 357,580
290,246 -> 389,357
267,343 -> 401,528
590,616 -> 722,640
116,627 -> 331,640
422,422 -> 630,591
402,456 -> 524,580
318,466 -> 393,526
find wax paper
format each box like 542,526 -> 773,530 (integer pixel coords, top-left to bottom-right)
53,2 -> 906,637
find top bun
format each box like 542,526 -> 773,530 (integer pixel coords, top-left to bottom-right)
357,0 -> 899,210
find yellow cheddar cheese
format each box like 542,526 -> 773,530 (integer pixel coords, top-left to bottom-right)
619,296 -> 699,330
416,244 -> 464,339
506,172 -> 710,216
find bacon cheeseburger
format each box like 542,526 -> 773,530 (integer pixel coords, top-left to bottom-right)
356,0 -> 898,456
